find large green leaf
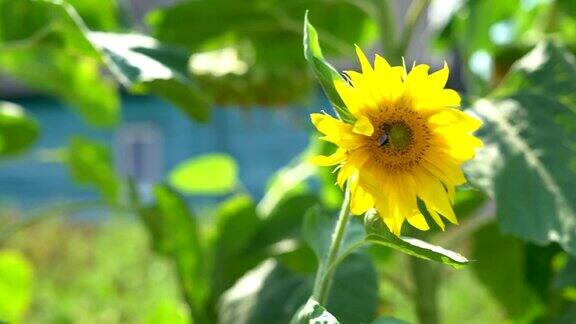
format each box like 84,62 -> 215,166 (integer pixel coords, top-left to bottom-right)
0,0 -> 211,125
302,208 -> 378,323
135,184 -> 209,323
0,250 -> 34,323
467,41 -> 576,255
258,136 -> 343,217
88,32 -> 211,122
219,254 -> 378,324
147,0 -> 376,107
168,153 -> 238,195
252,192 -> 320,251
0,0 -> 119,126
364,211 -> 469,268
303,207 -> 365,265
148,0 -> 374,60
0,101 -> 39,156
326,253 -> 378,323
218,259 -> 312,324
67,136 -> 120,203
210,195 -> 262,296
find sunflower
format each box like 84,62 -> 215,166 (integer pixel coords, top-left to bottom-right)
311,46 -> 482,235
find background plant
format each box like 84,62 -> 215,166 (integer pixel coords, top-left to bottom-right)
1,0 -> 576,323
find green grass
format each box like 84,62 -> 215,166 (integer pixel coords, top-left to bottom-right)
2,215 -> 188,323
1,213 -> 508,323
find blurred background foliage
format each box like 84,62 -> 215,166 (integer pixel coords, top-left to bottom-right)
1,0 -> 576,323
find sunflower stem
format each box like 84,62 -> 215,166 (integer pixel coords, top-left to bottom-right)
312,186 -> 352,305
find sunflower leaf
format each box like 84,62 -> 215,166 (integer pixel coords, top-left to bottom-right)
466,40 -> 576,255
304,12 -> 355,123
364,211 -> 469,268
88,32 -> 211,123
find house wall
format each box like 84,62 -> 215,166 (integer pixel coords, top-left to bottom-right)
0,95 -> 318,211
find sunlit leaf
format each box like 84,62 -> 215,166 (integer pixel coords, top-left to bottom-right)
0,0 -> 120,126
147,0 -> 376,107
211,195 -> 262,296
67,136 -> 120,203
219,254 -> 377,324
88,32 -> 211,122
144,299 -> 190,324
168,153 -> 238,195
252,193 -> 319,250
135,184 -> 209,323
0,101 -> 39,156
467,41 -> 576,255
364,211 -> 469,268
0,250 -> 34,323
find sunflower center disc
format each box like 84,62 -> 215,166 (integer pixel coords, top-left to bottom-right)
379,122 -> 412,151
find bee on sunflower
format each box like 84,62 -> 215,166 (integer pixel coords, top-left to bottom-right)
311,46 -> 482,236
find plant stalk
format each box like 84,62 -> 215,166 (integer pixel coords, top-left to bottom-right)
312,186 -> 352,304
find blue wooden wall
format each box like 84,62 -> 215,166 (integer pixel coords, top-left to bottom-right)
0,94 -> 324,210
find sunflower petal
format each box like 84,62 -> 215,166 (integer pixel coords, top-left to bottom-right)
352,115 -> 374,136
311,148 -> 346,166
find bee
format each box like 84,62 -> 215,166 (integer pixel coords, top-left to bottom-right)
378,131 -> 389,147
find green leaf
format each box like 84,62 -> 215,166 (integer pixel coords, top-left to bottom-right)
210,195 -> 262,296
290,298 -> 340,324
88,32 -> 211,122
302,208 -> 378,323
219,260 -> 312,324
219,254 -> 378,324
0,0 -> 120,126
471,224 -> 544,321
364,211 -> 469,268
467,41 -> 576,255
303,207 -> 365,264
252,193 -> 320,250
144,299 -> 190,324
258,152 -> 315,217
303,12 -> 354,123
0,250 -> 34,323
67,136 -> 120,203
65,0 -> 121,31
326,253 -> 378,323
0,101 -> 39,156
168,153 -> 238,195
147,0 -> 375,107
137,184 -> 209,323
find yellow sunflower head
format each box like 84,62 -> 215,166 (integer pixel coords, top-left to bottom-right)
311,46 -> 483,236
